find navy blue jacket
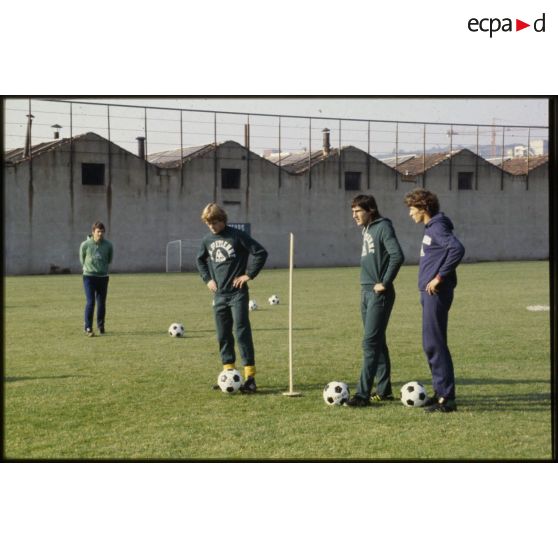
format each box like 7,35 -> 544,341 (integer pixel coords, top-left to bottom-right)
418,213 -> 465,291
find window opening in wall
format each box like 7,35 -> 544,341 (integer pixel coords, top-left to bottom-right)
82,163 -> 105,185
458,172 -> 473,190
221,168 -> 241,189
344,171 -> 361,191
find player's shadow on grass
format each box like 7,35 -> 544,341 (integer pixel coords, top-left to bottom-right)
106,330 -> 215,337
459,377 -> 551,386
4,374 -> 87,383
276,382 -> 331,392
461,392 -> 551,411
252,327 -> 316,332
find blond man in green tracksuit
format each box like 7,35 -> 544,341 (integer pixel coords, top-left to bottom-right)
345,195 -> 405,407
197,203 -> 268,393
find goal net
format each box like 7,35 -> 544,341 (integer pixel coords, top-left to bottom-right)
166,239 -> 203,272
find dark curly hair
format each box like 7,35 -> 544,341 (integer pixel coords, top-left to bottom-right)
403,188 -> 440,216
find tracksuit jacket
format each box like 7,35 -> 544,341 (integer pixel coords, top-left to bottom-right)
196,226 -> 268,293
79,235 -> 113,276
360,217 -> 404,289
418,213 -> 465,289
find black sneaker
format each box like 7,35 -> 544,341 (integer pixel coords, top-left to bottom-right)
240,376 -> 257,394
424,397 -> 457,413
371,392 -> 395,402
99,326 -> 105,334
343,395 -> 371,407
422,392 -> 439,407
85,328 -> 95,337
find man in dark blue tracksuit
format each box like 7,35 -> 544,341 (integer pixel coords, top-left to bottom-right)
404,189 -> 465,412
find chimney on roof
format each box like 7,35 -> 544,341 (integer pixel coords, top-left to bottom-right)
52,124 -> 62,139
24,113 -> 35,157
136,136 -> 146,160
322,128 -> 331,156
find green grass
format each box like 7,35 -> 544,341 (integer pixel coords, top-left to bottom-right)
4,261 -> 551,460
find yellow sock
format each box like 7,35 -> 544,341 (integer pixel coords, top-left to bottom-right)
244,365 -> 256,380
223,363 -> 236,371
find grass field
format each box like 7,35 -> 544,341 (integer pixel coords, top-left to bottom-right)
3,261 -> 552,460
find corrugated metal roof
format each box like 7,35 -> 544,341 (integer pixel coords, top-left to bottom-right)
380,154 -> 416,168
497,155 -> 548,175
264,148 -> 339,174
4,137 -> 74,164
395,150 -> 462,176
146,144 -> 216,168
4,135 -> 548,177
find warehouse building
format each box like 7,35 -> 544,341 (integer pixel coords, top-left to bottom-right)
4,130 -> 549,275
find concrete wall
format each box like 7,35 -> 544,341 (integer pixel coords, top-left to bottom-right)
4,134 -> 549,275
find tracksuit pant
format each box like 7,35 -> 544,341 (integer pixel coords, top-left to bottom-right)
356,287 -> 395,399
420,286 -> 455,400
213,289 -> 255,367
83,275 -> 109,331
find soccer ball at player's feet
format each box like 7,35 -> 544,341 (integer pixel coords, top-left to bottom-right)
400,381 -> 427,407
168,323 -> 185,337
268,294 -> 280,305
323,381 -> 350,406
249,299 -> 258,311
217,369 -> 243,394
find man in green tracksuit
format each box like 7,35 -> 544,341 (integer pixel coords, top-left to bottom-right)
345,195 -> 404,407
197,203 -> 268,393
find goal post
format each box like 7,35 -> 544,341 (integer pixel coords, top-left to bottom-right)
166,240 -> 182,272
165,239 -> 203,272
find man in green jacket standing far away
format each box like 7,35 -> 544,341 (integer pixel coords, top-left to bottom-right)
79,221 -> 113,337
345,195 -> 405,407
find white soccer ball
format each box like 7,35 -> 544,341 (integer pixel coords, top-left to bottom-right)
217,369 -> 243,394
168,322 -> 185,337
400,381 -> 427,407
323,381 -> 350,406
268,294 -> 280,305
249,299 -> 258,311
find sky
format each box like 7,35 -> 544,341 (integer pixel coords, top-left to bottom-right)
91,96 -> 548,127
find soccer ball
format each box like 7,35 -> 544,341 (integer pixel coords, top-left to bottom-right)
168,323 -> 185,337
268,294 -> 280,305
400,381 -> 427,407
217,369 -> 243,394
323,381 -> 350,406
249,299 -> 258,311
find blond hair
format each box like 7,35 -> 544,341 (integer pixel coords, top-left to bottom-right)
201,203 -> 228,224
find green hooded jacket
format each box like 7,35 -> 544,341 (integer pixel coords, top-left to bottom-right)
359,217 -> 404,288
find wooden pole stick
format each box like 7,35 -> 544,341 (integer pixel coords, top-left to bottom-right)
283,232 -> 301,396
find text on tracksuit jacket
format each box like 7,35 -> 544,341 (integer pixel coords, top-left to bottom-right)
418,213 -> 465,291
360,217 -> 405,289
196,226 -> 268,294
